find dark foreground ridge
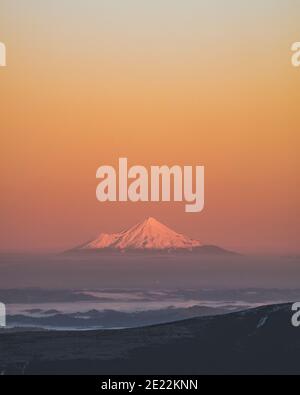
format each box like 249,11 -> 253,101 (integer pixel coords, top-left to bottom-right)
0,303 -> 299,375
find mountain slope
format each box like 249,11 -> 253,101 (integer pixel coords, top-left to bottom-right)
0,303 -> 299,375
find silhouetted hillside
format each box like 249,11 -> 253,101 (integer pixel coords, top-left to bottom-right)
0,303 -> 299,375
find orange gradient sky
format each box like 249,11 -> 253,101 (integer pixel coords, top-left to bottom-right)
0,0 -> 299,253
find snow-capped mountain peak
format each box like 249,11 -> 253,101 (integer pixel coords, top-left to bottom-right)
78,217 -> 202,251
